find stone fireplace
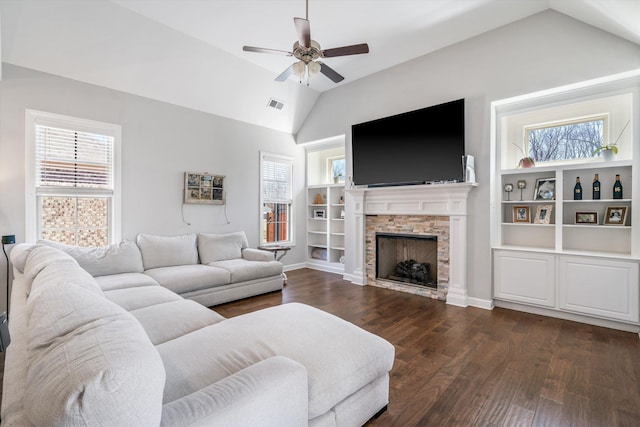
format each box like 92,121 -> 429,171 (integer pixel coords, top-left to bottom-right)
344,182 -> 476,306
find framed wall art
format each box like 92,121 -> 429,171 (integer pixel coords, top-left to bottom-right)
184,172 -> 225,204
604,206 -> 627,226
533,204 -> 553,224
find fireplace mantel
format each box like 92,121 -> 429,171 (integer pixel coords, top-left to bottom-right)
344,182 -> 477,307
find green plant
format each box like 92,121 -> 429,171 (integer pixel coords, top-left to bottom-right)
593,119 -> 630,156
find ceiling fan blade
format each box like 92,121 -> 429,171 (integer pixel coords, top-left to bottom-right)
319,62 -> 344,83
322,43 -> 369,58
275,64 -> 294,82
294,17 -> 311,48
243,46 -> 292,56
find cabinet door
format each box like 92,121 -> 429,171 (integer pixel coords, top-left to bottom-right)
559,257 -> 639,322
494,251 -> 555,307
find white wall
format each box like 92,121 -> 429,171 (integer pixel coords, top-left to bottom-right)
295,11 -> 640,302
0,64 -> 306,312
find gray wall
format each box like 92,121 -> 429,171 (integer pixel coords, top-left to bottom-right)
0,64 -> 306,311
296,11 -> 640,302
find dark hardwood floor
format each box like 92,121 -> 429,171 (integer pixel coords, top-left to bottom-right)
2,268 -> 638,426
215,268 -> 640,427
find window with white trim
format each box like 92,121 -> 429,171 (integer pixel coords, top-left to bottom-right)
260,152 -> 294,245
26,110 -> 121,246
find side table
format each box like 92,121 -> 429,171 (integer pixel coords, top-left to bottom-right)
257,245 -> 292,285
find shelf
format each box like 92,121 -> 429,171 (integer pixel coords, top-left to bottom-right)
502,199 -> 557,204
309,217 -> 327,221
308,243 -> 327,249
500,159 -> 633,175
563,199 -> 631,203
331,232 -> 345,236
308,231 -> 326,235
562,224 -> 631,229
309,203 -> 327,207
330,246 -> 345,251
502,222 -> 555,227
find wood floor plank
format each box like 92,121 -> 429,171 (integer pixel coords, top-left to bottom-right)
210,269 -> 640,427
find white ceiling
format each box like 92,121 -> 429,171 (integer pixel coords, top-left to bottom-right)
2,0 -> 639,134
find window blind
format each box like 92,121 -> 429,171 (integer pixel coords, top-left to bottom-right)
35,125 -> 114,189
262,156 -> 292,203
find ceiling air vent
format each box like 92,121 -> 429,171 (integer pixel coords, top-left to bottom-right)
267,98 -> 285,111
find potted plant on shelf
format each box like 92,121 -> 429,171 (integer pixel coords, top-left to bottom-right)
513,144 -> 535,169
593,119 -> 630,161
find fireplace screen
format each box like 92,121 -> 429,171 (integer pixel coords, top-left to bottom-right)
376,233 -> 437,288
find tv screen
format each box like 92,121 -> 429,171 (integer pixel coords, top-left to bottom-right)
351,99 -> 465,187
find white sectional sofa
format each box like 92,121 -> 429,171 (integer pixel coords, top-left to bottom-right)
1,234 -> 395,426
43,231 -> 285,306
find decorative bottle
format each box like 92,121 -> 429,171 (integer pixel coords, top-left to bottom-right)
613,174 -> 623,199
573,177 -> 582,200
592,174 -> 600,200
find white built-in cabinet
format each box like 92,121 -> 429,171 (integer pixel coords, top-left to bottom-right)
307,184 -> 345,273
491,71 -> 640,331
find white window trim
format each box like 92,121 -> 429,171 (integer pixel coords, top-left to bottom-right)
25,109 -> 122,244
326,155 -> 346,183
259,150 -> 295,246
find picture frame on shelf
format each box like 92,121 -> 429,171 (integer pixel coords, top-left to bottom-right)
313,209 -> 326,219
513,205 -> 530,223
533,177 -> 556,200
575,211 -> 598,224
533,204 -> 553,224
604,206 -> 627,226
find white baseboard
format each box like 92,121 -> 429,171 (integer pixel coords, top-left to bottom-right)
283,263 -> 305,272
495,299 -> 640,333
467,297 -> 494,310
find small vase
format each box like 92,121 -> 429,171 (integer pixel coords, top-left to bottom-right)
601,149 -> 615,162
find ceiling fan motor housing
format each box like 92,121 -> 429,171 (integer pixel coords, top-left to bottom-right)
293,40 -> 322,63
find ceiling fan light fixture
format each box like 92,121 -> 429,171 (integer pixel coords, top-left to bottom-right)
292,60 -> 306,78
307,61 -> 321,77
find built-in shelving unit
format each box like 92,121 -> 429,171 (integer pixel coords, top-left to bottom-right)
490,70 -> 640,332
307,184 -> 345,273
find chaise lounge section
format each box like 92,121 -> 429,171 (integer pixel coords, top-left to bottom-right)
2,235 -> 395,426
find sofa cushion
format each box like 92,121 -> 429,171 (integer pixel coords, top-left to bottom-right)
156,303 -> 395,418
28,259 -> 103,309
104,285 -> 183,311
9,243 -> 39,274
95,272 -> 160,291
39,239 -> 144,277
25,281 -> 165,427
144,264 -> 231,295
23,245 -> 79,295
130,300 -> 226,345
208,259 -> 282,283
198,232 -> 249,263
136,233 -> 198,269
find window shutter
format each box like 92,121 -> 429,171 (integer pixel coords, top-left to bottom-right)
262,156 -> 292,203
35,125 -> 114,190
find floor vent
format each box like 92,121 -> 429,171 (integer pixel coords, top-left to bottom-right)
267,98 -> 285,111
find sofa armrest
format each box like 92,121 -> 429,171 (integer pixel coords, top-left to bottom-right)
242,248 -> 275,262
161,356 -> 307,427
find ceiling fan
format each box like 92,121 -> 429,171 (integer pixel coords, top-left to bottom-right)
242,0 -> 369,85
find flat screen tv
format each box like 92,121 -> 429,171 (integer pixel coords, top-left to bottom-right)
351,99 -> 465,187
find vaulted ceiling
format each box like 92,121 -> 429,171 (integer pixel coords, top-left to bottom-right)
2,0 -> 639,134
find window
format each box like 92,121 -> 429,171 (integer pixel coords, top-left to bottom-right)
327,156 -> 345,183
526,116 -> 606,163
260,152 -> 293,245
26,110 -> 121,246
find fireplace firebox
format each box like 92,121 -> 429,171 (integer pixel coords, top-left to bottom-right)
376,233 -> 438,289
